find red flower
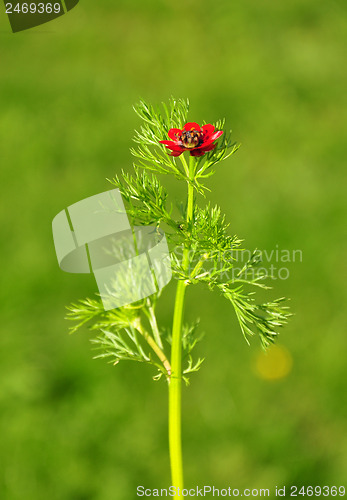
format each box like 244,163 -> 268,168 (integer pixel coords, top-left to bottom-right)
160,122 -> 223,157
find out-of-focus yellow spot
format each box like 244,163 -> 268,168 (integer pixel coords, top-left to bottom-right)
253,344 -> 293,381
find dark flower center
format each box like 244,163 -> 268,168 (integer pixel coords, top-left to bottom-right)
181,129 -> 203,149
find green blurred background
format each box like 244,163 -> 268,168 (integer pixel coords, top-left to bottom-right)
1,1 -> 346,498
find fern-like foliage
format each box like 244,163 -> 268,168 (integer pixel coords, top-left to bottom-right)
66,97 -> 290,383
108,167 -> 176,231
131,98 -> 190,179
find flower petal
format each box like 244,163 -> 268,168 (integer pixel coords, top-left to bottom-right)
193,139 -> 216,149
190,149 -> 207,157
170,150 -> 184,157
210,130 -> 223,141
160,140 -> 185,152
183,122 -> 202,132
200,142 -> 217,152
202,124 -> 215,136
191,130 -> 223,150
160,140 -> 181,148
159,140 -> 175,146
168,128 -> 182,140
194,138 -> 214,149
190,143 -> 217,156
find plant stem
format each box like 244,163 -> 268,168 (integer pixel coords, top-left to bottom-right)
169,155 -> 195,494
190,252 -> 210,280
147,302 -> 164,350
135,320 -> 171,378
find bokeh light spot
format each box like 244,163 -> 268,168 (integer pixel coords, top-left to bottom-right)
253,345 -> 293,381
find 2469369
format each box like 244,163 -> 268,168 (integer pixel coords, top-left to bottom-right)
5,3 -> 62,14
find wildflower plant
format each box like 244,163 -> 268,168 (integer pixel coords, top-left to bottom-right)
66,98 -> 290,493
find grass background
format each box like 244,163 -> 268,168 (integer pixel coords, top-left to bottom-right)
0,0 -> 346,498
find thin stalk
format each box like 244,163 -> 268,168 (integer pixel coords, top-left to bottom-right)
190,252 -> 210,280
135,320 -> 171,378
180,153 -> 190,178
169,155 -> 195,494
147,302 -> 164,350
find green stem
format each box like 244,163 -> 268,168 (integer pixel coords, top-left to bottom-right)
190,252 -> 210,280
180,153 -> 190,178
169,155 -> 195,494
135,320 -> 171,378
147,302 -> 164,350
